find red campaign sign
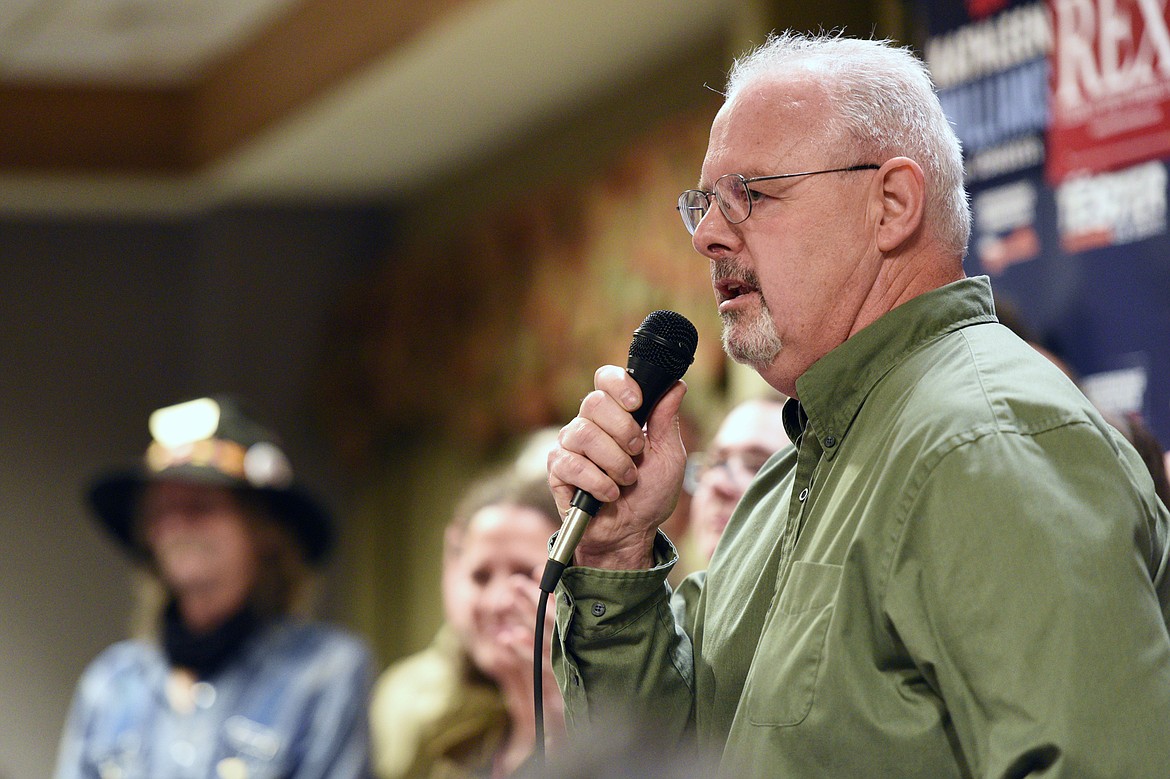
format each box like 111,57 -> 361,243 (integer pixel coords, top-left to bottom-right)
1047,0 -> 1170,184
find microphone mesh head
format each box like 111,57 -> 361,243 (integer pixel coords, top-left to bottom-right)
629,310 -> 698,380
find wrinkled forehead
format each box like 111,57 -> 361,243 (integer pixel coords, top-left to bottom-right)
701,75 -> 838,184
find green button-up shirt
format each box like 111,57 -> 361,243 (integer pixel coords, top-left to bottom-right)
553,277 -> 1170,777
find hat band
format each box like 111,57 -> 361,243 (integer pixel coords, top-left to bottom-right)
146,437 -> 248,480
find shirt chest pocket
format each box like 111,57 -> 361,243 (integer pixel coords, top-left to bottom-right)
743,560 -> 841,727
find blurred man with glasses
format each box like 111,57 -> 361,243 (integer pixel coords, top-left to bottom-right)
684,396 -> 788,562
547,30 -> 1170,777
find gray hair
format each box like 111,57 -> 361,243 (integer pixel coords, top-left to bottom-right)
726,31 -> 971,257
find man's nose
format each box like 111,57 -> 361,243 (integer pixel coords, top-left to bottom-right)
692,201 -> 742,260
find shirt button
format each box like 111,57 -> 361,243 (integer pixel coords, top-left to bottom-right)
591,602 -> 606,617
823,435 -> 837,448
799,487 -> 809,502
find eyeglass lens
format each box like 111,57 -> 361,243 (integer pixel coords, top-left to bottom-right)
714,175 -> 752,223
684,450 -> 773,493
677,175 -> 753,235
677,191 -> 709,235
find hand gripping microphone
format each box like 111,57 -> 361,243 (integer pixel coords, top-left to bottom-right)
540,310 -> 698,593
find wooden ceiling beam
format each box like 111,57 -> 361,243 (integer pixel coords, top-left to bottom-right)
187,0 -> 475,165
0,83 -> 191,173
0,0 -> 474,175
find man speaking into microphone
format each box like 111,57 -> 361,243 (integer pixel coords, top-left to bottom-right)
546,31 -> 1170,778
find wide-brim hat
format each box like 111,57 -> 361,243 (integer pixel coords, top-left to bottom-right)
87,396 -> 335,566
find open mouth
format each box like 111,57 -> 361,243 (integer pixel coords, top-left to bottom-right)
712,258 -> 762,308
715,276 -> 760,305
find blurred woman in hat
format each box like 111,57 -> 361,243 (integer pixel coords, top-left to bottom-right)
54,396 -> 374,779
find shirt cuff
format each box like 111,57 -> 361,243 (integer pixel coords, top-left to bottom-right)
553,530 -> 678,640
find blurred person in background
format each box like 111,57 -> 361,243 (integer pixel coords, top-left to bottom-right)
684,396 -> 789,563
55,396 -> 373,779
370,467 -> 564,778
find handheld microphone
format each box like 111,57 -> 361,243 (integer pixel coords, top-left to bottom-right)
540,310 -> 698,593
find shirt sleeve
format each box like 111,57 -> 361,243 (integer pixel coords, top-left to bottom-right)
551,531 -> 697,744
887,418 -> 1170,778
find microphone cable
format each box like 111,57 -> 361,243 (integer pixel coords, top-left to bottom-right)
533,587 -> 551,768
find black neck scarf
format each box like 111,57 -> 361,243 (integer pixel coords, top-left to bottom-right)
162,600 -> 263,679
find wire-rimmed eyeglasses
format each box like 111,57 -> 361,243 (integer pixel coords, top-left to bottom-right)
677,164 -> 880,235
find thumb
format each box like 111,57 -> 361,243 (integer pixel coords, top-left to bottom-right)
644,380 -> 687,445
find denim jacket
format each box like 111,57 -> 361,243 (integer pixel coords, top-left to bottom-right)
55,619 -> 374,779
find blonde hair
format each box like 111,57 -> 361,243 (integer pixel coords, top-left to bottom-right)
444,468 -> 561,559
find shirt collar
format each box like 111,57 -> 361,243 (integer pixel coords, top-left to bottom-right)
782,396 -> 808,445
788,276 -> 998,457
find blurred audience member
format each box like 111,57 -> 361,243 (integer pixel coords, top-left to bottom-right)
370,468 -> 564,778
55,396 -> 373,779
685,396 -> 789,561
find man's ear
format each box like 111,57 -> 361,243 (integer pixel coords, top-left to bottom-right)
873,157 -> 926,253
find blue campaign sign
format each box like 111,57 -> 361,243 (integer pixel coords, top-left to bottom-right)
917,0 -> 1170,451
